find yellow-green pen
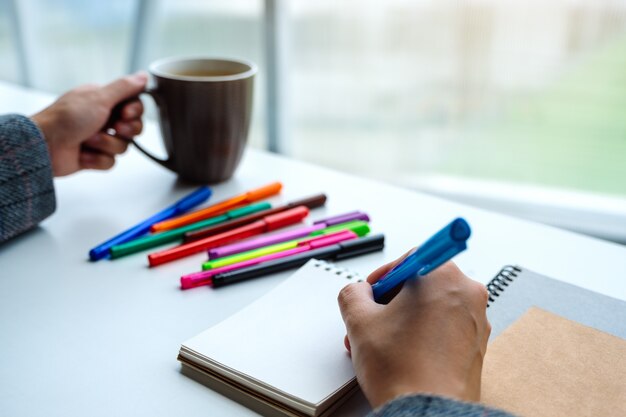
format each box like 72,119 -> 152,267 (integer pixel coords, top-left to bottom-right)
202,220 -> 370,270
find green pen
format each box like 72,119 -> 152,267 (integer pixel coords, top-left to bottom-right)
109,202 -> 271,259
202,220 -> 370,270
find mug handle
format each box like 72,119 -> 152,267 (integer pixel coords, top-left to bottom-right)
125,88 -> 176,172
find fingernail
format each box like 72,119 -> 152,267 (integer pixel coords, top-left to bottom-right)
81,153 -> 97,164
118,124 -> 131,136
125,107 -> 138,118
132,71 -> 148,82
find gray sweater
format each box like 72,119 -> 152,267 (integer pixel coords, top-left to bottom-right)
369,394 -> 515,417
0,114 -> 56,243
0,113 -> 515,417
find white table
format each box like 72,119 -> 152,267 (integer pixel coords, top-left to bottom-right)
1,81 -> 625,417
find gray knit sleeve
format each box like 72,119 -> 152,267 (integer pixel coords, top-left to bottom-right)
368,394 -> 517,417
0,114 -> 56,243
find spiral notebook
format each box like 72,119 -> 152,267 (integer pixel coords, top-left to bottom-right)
482,266 -> 626,416
178,260 -> 363,417
178,262 -> 626,417
485,265 -> 626,340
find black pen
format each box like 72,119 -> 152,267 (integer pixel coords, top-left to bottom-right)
211,234 -> 385,287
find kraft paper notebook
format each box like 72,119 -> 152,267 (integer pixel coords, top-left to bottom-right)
481,266 -> 626,417
178,262 -> 626,417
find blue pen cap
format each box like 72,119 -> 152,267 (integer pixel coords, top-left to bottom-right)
371,218 -> 471,301
416,218 -> 470,275
174,186 -> 212,212
89,246 -> 110,261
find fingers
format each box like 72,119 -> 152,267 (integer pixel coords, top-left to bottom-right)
338,282 -> 378,353
113,119 -> 143,138
344,334 -> 352,353
109,100 -> 143,139
100,72 -> 148,107
366,248 -> 415,284
468,278 -> 490,309
465,278 -> 492,348
83,134 -> 130,156
120,99 -> 144,120
79,150 -> 115,171
338,282 -> 378,330
79,132 -> 130,171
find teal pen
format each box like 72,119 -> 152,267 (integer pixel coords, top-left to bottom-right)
109,202 -> 272,259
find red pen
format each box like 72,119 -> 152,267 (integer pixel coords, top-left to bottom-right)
148,206 -> 310,267
183,193 -> 327,242
180,230 -> 358,289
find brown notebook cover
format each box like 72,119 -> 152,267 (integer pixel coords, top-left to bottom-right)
483,267 -> 626,416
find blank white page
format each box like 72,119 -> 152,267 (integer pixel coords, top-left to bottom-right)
181,260 -> 361,410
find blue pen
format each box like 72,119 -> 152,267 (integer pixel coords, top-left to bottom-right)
88,186 -> 212,261
371,218 -> 471,302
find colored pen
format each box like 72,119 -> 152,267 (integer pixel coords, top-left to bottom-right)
148,206 -> 310,267
183,193 -> 327,242
180,230 -> 358,289
88,186 -> 212,261
211,234 -> 386,287
151,182 -> 282,232
313,211 -> 369,226
208,211 -> 370,259
109,202 -> 271,259
202,220 -> 370,270
371,217 -> 471,303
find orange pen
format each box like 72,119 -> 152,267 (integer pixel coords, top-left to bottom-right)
150,182 -> 282,232
148,206 -> 309,267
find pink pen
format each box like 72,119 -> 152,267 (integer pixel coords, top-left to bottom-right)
180,230 -> 358,289
208,211 -> 370,259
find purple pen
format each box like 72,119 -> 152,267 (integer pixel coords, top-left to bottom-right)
208,211 -> 370,259
313,211 -> 370,226
209,225 -> 325,259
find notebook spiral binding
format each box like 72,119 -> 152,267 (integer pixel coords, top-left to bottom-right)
486,265 -> 522,307
312,260 -> 364,283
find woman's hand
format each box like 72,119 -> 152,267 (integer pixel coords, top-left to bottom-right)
31,72 -> 147,177
338,254 -> 491,409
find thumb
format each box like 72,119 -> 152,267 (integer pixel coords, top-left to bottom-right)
100,72 -> 148,106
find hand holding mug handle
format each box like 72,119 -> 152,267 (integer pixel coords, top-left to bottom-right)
104,89 -> 177,172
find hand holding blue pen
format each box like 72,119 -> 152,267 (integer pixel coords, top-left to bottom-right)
88,186 -> 212,261
371,218 -> 471,302
338,219 -> 488,409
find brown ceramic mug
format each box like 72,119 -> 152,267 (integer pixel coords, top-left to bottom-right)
134,57 -> 257,183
